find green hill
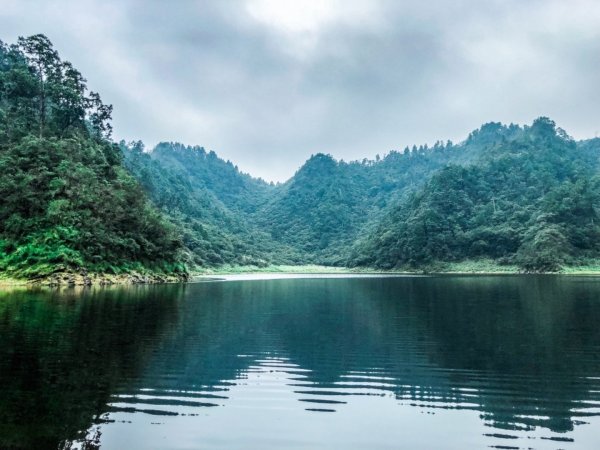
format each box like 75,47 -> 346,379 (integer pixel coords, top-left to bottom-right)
0,36 -> 185,279
349,119 -> 600,271
3,35 -> 600,278
121,141 -> 303,267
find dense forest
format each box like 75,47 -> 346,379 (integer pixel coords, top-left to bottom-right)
349,120 -> 600,271
122,141 -> 302,267
0,36 -> 185,278
123,119 -> 600,272
2,35 -> 600,278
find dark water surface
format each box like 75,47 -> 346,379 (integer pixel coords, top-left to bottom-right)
1,275 -> 600,449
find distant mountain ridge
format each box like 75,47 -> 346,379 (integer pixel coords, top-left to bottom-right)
123,118 -> 600,271
3,35 -> 600,278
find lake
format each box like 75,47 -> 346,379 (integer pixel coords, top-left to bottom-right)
1,275 -> 599,449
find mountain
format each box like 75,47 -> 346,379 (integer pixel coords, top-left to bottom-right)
349,119 -> 600,271
124,139 -> 461,267
256,142 -> 459,264
3,35 -> 600,278
123,118 -> 600,273
0,35 -> 184,278
121,141 -> 304,267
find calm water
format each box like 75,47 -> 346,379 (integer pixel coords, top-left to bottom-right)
1,275 -> 600,449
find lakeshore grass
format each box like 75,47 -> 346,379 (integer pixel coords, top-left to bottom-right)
4,260 -> 600,287
195,259 -> 600,276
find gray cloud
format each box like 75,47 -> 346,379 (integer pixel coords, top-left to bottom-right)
1,0 -> 599,181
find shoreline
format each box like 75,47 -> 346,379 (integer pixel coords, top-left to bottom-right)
192,262 -> 600,277
0,271 -> 188,287
3,262 -> 600,288
193,272 -> 420,282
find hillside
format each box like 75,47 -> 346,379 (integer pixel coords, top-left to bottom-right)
0,36 -> 185,279
256,142 -> 459,264
3,35 -> 600,278
121,141 -> 304,267
122,118 -> 600,273
349,119 -> 600,271
126,139 -> 461,267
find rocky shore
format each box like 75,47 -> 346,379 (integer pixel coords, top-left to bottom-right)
0,270 -> 189,287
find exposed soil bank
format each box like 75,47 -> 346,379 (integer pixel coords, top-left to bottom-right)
1,271 -> 188,287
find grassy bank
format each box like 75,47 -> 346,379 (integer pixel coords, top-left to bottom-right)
197,259 -> 600,276
561,263 -> 600,275
194,262 -> 509,276
4,260 -> 600,287
193,264 -> 410,275
196,264 -> 357,275
421,260 -> 520,274
0,276 -> 28,287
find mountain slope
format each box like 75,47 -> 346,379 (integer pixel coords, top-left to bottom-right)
4,36 -> 599,276
122,141 -> 304,267
256,143 -> 462,264
0,35 -> 184,278
349,118 -> 600,271
125,119 -> 600,272
151,142 -> 274,214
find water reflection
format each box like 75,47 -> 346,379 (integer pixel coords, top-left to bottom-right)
0,286 -> 184,449
1,276 -> 599,449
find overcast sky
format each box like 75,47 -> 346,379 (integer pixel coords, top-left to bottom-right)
2,0 -> 599,181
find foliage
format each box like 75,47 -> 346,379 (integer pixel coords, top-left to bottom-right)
123,117 -> 600,273
350,118 -> 600,272
3,36 -> 599,276
121,141 -> 303,267
268,142 -> 457,264
0,35 -> 184,278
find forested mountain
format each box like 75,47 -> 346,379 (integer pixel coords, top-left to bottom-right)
256,145 -> 455,264
125,119 -> 600,273
121,141 -> 304,267
124,139 -> 460,267
2,35 -> 599,278
0,35 -> 184,278
349,119 -> 600,271
152,142 -> 273,214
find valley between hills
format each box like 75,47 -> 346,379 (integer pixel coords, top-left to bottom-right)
3,36 -> 600,284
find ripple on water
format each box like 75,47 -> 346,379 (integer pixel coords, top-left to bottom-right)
2,276 -> 600,449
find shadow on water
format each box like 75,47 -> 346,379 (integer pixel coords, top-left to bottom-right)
1,276 -> 600,448
391,276 -> 600,433
0,285 -> 185,449
225,276 -> 600,433
125,278 -> 600,435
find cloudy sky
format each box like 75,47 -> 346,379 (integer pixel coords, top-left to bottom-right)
1,0 -> 599,181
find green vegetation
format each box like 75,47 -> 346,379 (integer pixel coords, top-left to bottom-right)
121,141 -> 303,268
134,118 -> 600,273
196,264 -> 383,275
2,35 -> 600,279
0,35 -> 185,279
254,143 -> 458,264
131,138 -> 459,267
561,261 -> 600,274
349,119 -> 600,272
413,259 -> 520,274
